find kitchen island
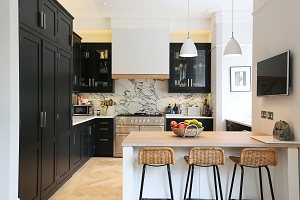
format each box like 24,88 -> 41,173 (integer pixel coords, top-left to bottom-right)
122,131 -> 300,200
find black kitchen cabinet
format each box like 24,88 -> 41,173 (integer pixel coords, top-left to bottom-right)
72,32 -> 82,92
19,0 -> 73,199
71,124 -> 82,172
95,118 -> 114,157
81,123 -> 89,162
226,120 -> 252,131
166,118 -> 213,131
58,10 -> 73,52
88,120 -> 96,157
169,43 -> 211,93
80,43 -> 114,93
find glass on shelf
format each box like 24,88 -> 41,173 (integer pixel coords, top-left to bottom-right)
95,49 -> 109,59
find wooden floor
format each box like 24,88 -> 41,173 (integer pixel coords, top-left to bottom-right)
49,157 -> 123,200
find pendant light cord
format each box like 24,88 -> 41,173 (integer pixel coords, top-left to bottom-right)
188,0 -> 190,38
231,0 -> 234,38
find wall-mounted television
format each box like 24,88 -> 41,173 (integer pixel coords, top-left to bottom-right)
257,51 -> 290,96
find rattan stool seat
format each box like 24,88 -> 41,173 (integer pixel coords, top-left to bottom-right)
184,147 -> 225,200
228,148 -> 278,200
138,147 -> 175,200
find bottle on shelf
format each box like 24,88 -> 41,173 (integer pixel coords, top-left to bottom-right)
202,99 -> 207,116
173,103 -> 179,114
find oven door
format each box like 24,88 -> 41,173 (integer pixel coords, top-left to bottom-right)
140,125 -> 165,132
114,125 -> 139,157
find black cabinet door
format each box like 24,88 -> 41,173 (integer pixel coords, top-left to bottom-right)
71,124 -> 82,172
169,43 -> 211,93
40,41 -> 57,198
41,0 -> 58,43
80,43 -> 114,93
81,124 -> 89,162
166,118 -> 213,131
95,118 -> 114,157
72,32 -> 82,92
19,0 -> 41,34
88,120 -> 96,157
58,11 -> 72,52
56,49 -> 72,184
19,29 -> 42,200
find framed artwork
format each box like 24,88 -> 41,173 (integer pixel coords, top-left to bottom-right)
230,66 -> 251,92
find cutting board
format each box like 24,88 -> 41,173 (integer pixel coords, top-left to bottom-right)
251,136 -> 300,144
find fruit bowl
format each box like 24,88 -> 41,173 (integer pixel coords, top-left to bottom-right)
172,124 -> 204,137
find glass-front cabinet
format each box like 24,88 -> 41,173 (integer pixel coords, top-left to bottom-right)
80,43 -> 114,93
169,43 -> 211,93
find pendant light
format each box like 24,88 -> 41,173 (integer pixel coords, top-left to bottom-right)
180,0 -> 198,57
224,0 -> 242,56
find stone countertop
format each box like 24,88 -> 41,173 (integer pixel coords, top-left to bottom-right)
122,131 -> 300,148
73,115 -> 114,126
165,114 -> 213,119
226,118 -> 252,127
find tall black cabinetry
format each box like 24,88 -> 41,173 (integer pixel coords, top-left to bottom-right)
80,43 -> 114,93
72,32 -> 82,92
19,0 -> 73,199
169,43 -> 211,93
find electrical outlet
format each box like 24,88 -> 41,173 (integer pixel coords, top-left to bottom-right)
261,111 -> 267,118
267,111 -> 274,120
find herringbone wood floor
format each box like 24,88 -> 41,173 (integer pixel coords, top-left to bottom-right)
49,157 -> 123,200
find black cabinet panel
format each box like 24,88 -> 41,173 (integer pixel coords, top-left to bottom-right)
19,29 -> 41,200
41,0 -> 58,43
169,43 -> 211,93
58,11 -> 72,52
19,0 -> 41,34
81,124 -> 89,162
166,118 -> 213,131
41,41 -> 57,197
88,120 -> 96,157
71,124 -> 82,172
72,32 -> 82,91
95,118 -> 114,157
226,120 -> 252,131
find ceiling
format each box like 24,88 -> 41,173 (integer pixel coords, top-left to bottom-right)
58,0 -> 253,23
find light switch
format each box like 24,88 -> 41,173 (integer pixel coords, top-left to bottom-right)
261,111 -> 267,118
267,111 -> 274,120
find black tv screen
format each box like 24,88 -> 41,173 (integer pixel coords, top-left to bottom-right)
257,51 -> 290,96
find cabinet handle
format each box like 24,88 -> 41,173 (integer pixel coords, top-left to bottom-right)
187,79 -> 190,87
100,122 -> 109,125
40,12 -> 44,28
89,126 -> 92,135
190,79 -> 193,87
100,128 -> 109,131
40,112 -> 44,127
43,13 -> 46,29
73,132 -> 75,144
43,111 -> 47,127
100,139 -> 109,142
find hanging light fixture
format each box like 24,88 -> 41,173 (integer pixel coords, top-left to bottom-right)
180,0 -> 198,57
224,0 -> 242,56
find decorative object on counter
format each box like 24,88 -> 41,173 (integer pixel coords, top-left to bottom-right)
187,107 -> 200,116
273,120 -> 293,141
96,109 -> 101,116
202,99 -> 208,116
205,105 -> 212,117
224,0 -> 242,56
180,0 -> 197,57
171,119 -> 204,137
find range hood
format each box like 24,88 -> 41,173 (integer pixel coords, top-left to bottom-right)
111,19 -> 170,79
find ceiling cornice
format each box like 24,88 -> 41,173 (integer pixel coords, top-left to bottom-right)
110,18 -> 171,29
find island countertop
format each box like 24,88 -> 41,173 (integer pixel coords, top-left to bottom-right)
122,131 -> 300,148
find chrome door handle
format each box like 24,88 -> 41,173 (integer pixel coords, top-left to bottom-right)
100,139 -> 109,142
43,111 -> 47,127
40,112 -> 44,127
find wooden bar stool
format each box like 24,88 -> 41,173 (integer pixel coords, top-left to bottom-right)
138,147 -> 175,200
228,148 -> 278,200
183,147 -> 225,200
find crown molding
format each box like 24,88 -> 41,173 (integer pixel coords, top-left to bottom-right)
110,18 -> 171,29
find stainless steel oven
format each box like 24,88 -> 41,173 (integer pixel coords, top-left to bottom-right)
114,113 -> 165,157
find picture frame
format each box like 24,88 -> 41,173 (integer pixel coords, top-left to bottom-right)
230,66 -> 251,92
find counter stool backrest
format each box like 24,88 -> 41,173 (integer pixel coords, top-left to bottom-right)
187,147 -> 225,165
138,147 -> 175,165
239,148 -> 278,166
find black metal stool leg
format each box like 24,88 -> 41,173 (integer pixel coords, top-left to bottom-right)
265,166 -> 275,200
167,164 -> 174,200
239,166 -> 244,200
228,163 -> 237,200
259,166 -> 264,200
188,165 -> 195,200
139,164 -> 146,200
184,165 -> 192,200
216,165 -> 223,200
213,166 -> 219,200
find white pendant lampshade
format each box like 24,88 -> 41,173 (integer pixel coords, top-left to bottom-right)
224,0 -> 242,56
224,37 -> 242,56
180,37 -> 198,57
180,0 -> 198,57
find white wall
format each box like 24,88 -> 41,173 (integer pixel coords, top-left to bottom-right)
211,11 -> 253,130
0,0 -> 19,199
252,0 -> 300,140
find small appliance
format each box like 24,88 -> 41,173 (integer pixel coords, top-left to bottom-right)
73,105 -> 94,116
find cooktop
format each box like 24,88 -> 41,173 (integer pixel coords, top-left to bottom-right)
117,112 -> 163,117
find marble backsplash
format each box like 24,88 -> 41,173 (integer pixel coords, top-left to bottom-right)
77,79 -> 212,116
